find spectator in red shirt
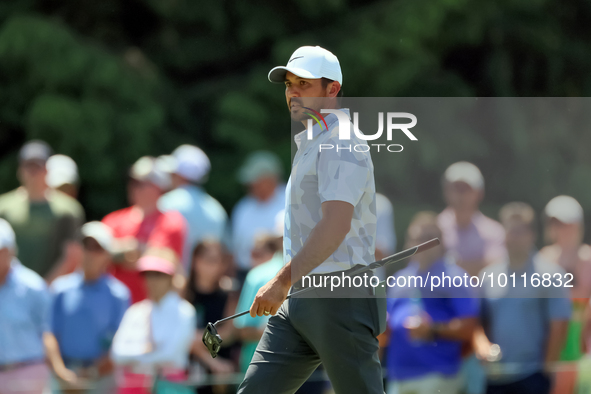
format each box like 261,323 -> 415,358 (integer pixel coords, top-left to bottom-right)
102,156 -> 187,303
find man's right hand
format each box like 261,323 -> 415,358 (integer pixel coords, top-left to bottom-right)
250,271 -> 291,317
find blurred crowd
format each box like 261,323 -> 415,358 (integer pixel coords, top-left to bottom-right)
0,141 -> 590,394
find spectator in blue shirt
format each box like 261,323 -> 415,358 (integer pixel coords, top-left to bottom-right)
232,151 -> 286,274
159,145 -> 228,272
474,202 -> 571,394
385,212 -> 479,394
46,221 -> 130,393
0,218 -> 51,394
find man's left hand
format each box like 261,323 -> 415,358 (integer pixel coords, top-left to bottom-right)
250,276 -> 290,317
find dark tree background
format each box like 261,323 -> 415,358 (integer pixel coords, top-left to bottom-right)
1,0 -> 590,242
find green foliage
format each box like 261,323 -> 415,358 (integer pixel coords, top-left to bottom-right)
1,0 -> 591,242
0,15 -> 170,217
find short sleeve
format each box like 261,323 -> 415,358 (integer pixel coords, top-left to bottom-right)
34,287 -> 52,334
534,256 -> 572,320
49,292 -> 61,334
546,276 -> 572,321
317,145 -> 371,206
547,296 -> 571,321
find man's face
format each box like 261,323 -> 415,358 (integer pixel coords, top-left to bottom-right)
548,218 -> 581,245
193,243 -> 226,284
17,160 -> 47,188
248,175 -> 277,201
82,237 -> 110,278
444,181 -> 482,211
128,179 -> 162,207
144,271 -> 172,300
284,72 -> 337,122
505,221 -> 534,256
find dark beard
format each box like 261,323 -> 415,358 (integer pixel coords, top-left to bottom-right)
290,107 -> 311,122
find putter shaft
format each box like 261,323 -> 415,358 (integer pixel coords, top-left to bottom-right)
213,238 -> 440,327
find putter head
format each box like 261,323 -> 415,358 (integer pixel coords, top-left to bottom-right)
202,322 -> 223,358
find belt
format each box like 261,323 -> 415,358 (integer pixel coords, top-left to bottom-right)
0,359 -> 45,373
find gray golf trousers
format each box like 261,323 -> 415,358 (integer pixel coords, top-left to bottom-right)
237,285 -> 387,394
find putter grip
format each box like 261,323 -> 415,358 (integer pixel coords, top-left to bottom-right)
414,238 -> 440,255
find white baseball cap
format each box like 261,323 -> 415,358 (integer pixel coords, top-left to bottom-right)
444,161 -> 484,190
172,144 -> 211,183
81,221 -> 114,253
156,155 -> 178,175
545,195 -> 584,224
130,156 -> 171,190
268,46 -> 343,86
238,151 -> 282,185
19,140 -> 52,163
46,154 -> 79,188
0,219 -> 16,251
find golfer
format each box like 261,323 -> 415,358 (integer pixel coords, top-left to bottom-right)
237,46 -> 385,394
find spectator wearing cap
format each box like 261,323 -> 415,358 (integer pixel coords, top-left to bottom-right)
46,154 -> 80,200
111,254 -> 196,394
102,156 -> 187,304
0,141 -> 85,281
155,155 -> 177,193
438,162 -> 506,394
540,196 -> 591,300
158,145 -> 228,272
438,162 -> 507,277
0,218 -> 51,394
232,151 -> 286,274
384,212 -> 478,394
474,202 -> 570,394
539,196 -> 591,394
45,221 -> 130,394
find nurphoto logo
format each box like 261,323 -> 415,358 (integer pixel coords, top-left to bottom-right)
305,109 -> 417,153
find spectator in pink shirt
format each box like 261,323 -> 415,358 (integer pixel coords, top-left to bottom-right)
438,161 -> 507,277
540,195 -> 591,394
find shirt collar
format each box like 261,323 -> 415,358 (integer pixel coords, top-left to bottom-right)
2,258 -> 22,288
82,272 -> 109,286
294,108 -> 351,149
180,184 -> 202,193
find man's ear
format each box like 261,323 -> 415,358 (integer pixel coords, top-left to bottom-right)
328,81 -> 341,98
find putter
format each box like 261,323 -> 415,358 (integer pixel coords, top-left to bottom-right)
202,238 -> 440,358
